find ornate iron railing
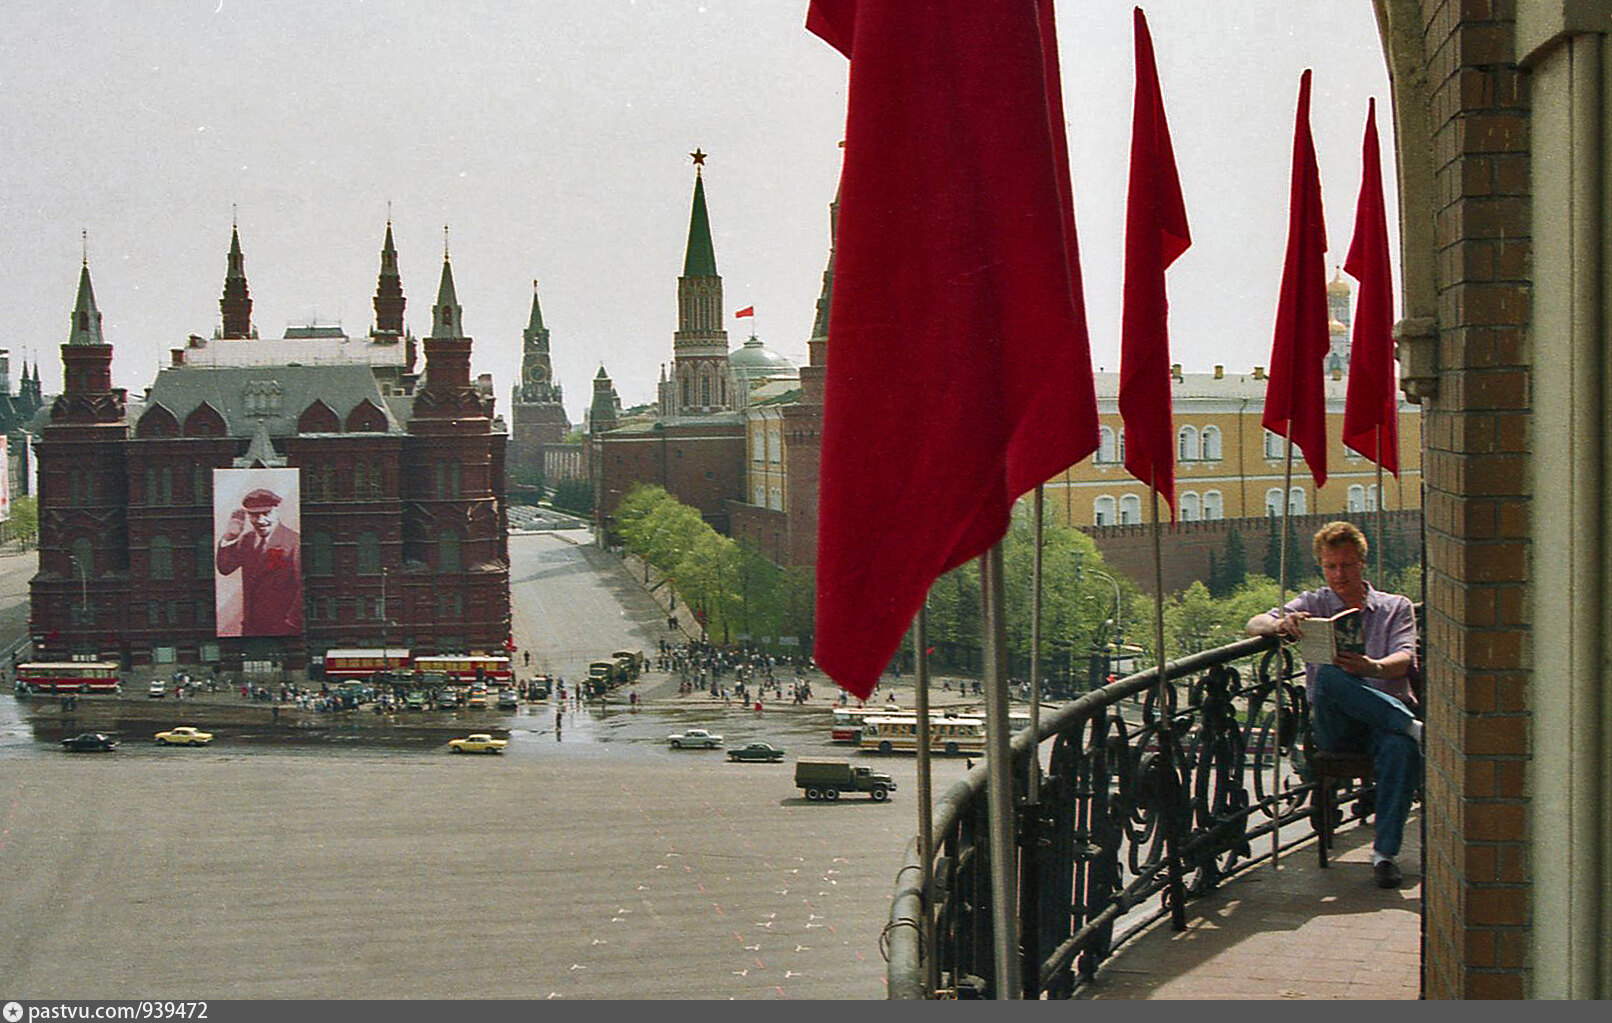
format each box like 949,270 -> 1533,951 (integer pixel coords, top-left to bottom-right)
885,631 -> 1342,999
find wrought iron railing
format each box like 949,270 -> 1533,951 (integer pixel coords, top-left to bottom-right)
885,631 -> 1345,999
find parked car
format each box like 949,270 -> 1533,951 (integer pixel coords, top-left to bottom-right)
465,688 -> 489,709
727,741 -> 786,763
448,733 -> 508,754
436,690 -> 461,710
496,689 -> 519,710
147,680 -> 167,698
667,728 -> 723,749
155,726 -> 214,746
60,732 -> 119,752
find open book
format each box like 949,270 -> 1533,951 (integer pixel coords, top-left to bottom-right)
1293,606 -> 1365,664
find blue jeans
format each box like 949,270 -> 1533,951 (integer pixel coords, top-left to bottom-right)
1312,664 -> 1420,858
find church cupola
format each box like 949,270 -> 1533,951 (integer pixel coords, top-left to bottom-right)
219,220 -> 254,339
372,219 -> 406,339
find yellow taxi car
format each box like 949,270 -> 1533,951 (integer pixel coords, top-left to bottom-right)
447,733 -> 508,754
155,726 -> 214,746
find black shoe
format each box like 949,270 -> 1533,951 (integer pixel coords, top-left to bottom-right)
1374,859 -> 1402,889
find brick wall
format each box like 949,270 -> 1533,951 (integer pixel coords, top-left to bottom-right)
1413,0 -> 1532,999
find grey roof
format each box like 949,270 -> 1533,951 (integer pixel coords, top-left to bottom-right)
142,363 -> 404,438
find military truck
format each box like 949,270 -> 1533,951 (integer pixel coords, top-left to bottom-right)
794,759 -> 897,802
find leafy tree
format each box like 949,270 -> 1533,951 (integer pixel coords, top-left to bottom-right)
549,477 -> 593,517
1218,526 -> 1247,596
4,496 -> 37,545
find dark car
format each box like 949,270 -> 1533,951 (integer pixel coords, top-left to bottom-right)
727,741 -> 786,763
60,732 -> 119,752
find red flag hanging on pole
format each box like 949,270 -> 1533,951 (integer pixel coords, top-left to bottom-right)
1342,98 -> 1399,475
1262,69 -> 1330,488
734,306 -> 755,318
807,0 -> 1099,699
1120,7 -> 1190,518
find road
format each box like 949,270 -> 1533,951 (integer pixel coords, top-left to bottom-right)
0,531 -> 974,1000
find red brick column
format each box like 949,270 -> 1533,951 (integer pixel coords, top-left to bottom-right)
1412,0 -> 1532,999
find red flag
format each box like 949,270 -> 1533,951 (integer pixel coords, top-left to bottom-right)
1119,7 -> 1190,519
807,0 -> 1099,699
1262,69 -> 1330,488
735,306 -> 755,318
1342,99 -> 1399,475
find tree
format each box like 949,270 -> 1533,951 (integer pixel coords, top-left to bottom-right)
1217,526 -> 1247,596
4,496 -> 38,546
550,478 -> 592,517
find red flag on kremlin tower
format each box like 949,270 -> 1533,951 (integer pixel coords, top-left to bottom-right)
806,0 -> 1099,699
1342,98 -> 1399,475
1262,69 -> 1330,489
1119,7 -> 1191,518
734,306 -> 755,318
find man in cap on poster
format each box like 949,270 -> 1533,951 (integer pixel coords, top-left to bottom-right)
216,487 -> 303,635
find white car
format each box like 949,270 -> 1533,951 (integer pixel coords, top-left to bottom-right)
667,728 -> 723,750
148,680 -> 167,698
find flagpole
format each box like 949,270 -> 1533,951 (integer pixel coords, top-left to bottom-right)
979,542 -> 1020,999
912,598 -> 937,998
1375,435 -> 1386,580
1150,484 -> 1187,930
1029,487 -> 1044,802
1274,439 -> 1297,871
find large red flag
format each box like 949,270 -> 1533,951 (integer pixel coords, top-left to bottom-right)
1342,98 -> 1399,475
1120,7 -> 1190,518
1262,69 -> 1330,489
807,0 -> 1099,699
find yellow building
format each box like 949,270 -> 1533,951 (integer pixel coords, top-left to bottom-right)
1041,363 -> 1423,528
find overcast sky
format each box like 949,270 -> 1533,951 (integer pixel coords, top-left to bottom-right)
0,1 -> 1395,425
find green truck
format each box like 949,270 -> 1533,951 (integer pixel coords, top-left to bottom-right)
794,759 -> 897,802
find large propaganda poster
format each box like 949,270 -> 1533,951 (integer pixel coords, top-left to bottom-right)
213,467 -> 303,637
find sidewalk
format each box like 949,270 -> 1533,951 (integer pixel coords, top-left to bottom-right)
1078,815 -> 1422,999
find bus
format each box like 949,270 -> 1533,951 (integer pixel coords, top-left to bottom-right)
323,648 -> 411,683
15,661 -> 122,694
412,654 -> 513,685
830,707 -> 881,743
859,714 -> 988,756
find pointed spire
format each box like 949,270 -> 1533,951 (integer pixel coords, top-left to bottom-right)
373,218 -> 406,337
526,279 -> 546,334
68,257 -> 105,346
431,227 -> 464,339
682,154 -> 718,277
220,219 -> 254,339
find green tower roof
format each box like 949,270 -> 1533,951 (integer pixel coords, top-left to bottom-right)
682,171 -> 718,277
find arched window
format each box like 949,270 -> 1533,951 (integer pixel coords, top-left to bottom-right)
150,536 -> 173,580
1117,429 -> 1126,463
1203,490 -> 1224,520
1265,488 -> 1284,517
1367,484 -> 1379,511
1097,426 -> 1117,464
701,375 -> 712,406
1093,496 -> 1116,526
1289,487 -> 1307,514
308,532 -> 334,577
681,376 -> 690,406
438,532 -> 461,573
1179,491 -> 1201,521
1201,426 -> 1222,461
1264,430 -> 1283,459
1347,484 -> 1366,512
1177,425 -> 1199,462
1119,494 -> 1142,525
356,531 -> 381,575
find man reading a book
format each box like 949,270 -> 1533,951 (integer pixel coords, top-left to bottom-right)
1245,520 -> 1422,889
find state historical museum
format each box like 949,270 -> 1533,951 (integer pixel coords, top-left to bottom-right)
30,225 -> 511,674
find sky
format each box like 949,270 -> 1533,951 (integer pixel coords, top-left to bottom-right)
0,1 -> 1396,426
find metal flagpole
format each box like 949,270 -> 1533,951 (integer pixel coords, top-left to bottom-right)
1029,488 -> 1044,801
979,542 -> 1020,999
1375,434 -> 1386,580
1150,484 -> 1187,928
1274,439 -> 1297,870
912,598 -> 937,998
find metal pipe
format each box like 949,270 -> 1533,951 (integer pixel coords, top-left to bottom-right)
980,543 -> 1020,998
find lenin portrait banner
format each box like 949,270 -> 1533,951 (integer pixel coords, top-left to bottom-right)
213,467 -> 303,637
